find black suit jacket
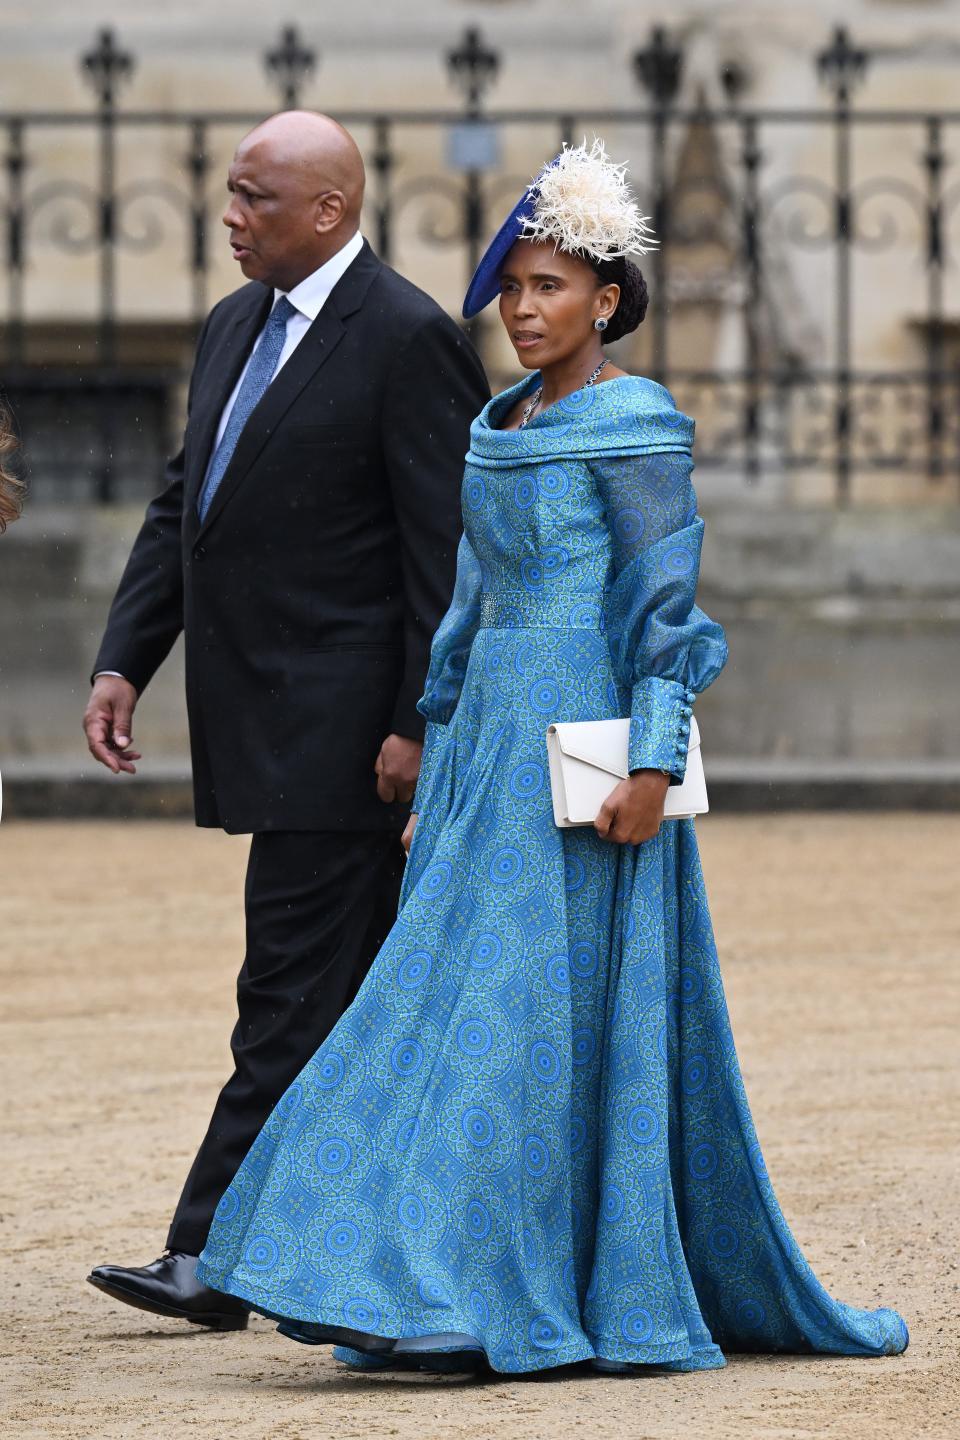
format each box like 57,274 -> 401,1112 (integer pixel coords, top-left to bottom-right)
93,242 -> 489,833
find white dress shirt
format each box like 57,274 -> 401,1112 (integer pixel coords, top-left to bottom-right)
96,231 -> 365,686
212,229 -> 365,449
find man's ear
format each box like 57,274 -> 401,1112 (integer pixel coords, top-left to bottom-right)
315,190 -> 347,234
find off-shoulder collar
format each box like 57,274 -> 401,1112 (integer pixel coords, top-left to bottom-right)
468,373 -> 695,467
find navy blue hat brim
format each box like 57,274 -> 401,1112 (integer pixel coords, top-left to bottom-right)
462,187 -> 538,319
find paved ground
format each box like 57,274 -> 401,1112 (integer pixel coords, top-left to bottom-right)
1,816 -> 957,1440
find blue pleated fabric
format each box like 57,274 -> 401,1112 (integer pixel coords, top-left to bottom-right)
197,375 -> 908,1373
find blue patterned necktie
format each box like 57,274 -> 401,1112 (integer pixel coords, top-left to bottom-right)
198,295 -> 297,521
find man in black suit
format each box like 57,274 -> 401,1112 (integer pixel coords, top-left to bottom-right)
83,111 -> 488,1328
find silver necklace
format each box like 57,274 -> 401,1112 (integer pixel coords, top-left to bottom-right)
518,358 -> 608,430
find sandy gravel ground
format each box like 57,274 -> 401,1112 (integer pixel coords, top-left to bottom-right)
0,815 -> 957,1440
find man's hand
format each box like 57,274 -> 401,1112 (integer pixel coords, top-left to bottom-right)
594,769 -> 671,845
374,733 -> 423,805
401,813 -> 418,855
83,676 -> 142,775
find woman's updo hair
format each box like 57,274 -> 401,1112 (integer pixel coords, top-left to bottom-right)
587,254 -> 649,344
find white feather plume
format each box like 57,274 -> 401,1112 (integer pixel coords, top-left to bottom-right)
520,138 -> 657,260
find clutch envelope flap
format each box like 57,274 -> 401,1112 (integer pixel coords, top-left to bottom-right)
549,718 -> 629,778
549,714 -> 700,773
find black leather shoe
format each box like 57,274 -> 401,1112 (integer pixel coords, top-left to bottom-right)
87,1250 -> 249,1330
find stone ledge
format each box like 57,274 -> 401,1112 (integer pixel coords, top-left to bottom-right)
3,761 -> 958,821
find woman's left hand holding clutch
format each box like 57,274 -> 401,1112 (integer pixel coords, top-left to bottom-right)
594,770 -> 670,845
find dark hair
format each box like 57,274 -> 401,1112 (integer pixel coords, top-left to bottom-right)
587,254 -> 649,344
0,404 -> 23,533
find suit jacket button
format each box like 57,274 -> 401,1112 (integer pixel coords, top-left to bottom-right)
194,545 -> 205,560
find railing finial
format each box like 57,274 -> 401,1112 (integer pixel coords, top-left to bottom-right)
446,27 -> 500,114
263,25 -> 317,109
80,28 -> 136,110
816,26 -> 869,106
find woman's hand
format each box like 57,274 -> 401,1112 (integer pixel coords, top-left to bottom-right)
594,770 -> 670,845
401,813 -> 418,855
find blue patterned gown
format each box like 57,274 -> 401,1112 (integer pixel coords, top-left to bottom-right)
197,375 -> 908,1373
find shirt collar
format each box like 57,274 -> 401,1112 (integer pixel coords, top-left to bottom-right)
274,230 -> 364,321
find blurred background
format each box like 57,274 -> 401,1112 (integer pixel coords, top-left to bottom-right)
1,0 -> 959,816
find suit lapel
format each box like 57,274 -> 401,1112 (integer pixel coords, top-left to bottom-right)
185,285 -> 273,512
194,242 -> 382,540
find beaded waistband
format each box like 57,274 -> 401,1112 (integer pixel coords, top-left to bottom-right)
478,590 -> 606,632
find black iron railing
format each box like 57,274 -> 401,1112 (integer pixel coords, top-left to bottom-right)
2,23 -> 959,503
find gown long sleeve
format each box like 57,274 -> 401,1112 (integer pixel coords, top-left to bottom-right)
590,451 -> 728,781
412,531 -> 483,810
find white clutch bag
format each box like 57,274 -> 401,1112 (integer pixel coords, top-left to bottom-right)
546,715 -> 707,828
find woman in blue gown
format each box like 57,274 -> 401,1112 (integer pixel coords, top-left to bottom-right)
197,141 -> 908,1374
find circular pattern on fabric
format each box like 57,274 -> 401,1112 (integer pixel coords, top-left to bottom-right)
278,1081 -> 303,1117
215,1187 -> 240,1223
522,1134 -> 550,1178
545,954 -> 570,993
395,1116 -> 420,1152
483,640 -> 507,680
689,1141 -> 719,1180
465,475 -> 486,511
563,854 -> 587,893
620,1306 -> 654,1344
569,1115 -> 588,1154
469,1289 -> 490,1327
390,1038 -> 424,1078
530,1040 -> 562,1085
420,861 -> 454,900
572,1027 -> 596,1067
244,1234 -> 279,1272
528,678 -> 561,716
315,1053 -> 345,1091
542,546 -> 569,578
602,1183 -> 625,1222
682,1053 -> 708,1095
736,1297 -> 766,1330
509,761 -> 545,799
709,1223 -> 740,1259
398,1193 -> 426,1230
613,505 -> 645,549
470,932 -> 502,970
520,557 -> 545,592
528,1313 -> 564,1350
325,1220 -> 360,1256
538,463 -> 571,499
342,1297 -> 381,1331
627,1105 -> 660,1145
397,949 -> 434,991
557,386 -> 598,416
514,474 -> 537,510
418,1275 -> 452,1307
570,941 -> 599,978
680,967 -> 704,1003
662,542 -> 695,576
316,1137 -> 353,1175
488,847 -> 523,885
461,1105 -> 497,1148
748,1141 -> 768,1180
466,1199 -> 492,1241
457,1018 -> 493,1056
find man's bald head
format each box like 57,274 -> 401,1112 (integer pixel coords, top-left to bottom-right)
223,111 -> 366,291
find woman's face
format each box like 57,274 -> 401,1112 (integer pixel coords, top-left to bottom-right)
498,240 -> 619,369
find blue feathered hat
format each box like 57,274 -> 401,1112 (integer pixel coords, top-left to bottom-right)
462,138 -> 657,319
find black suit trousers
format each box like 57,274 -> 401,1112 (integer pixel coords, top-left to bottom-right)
167,829 -> 405,1255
